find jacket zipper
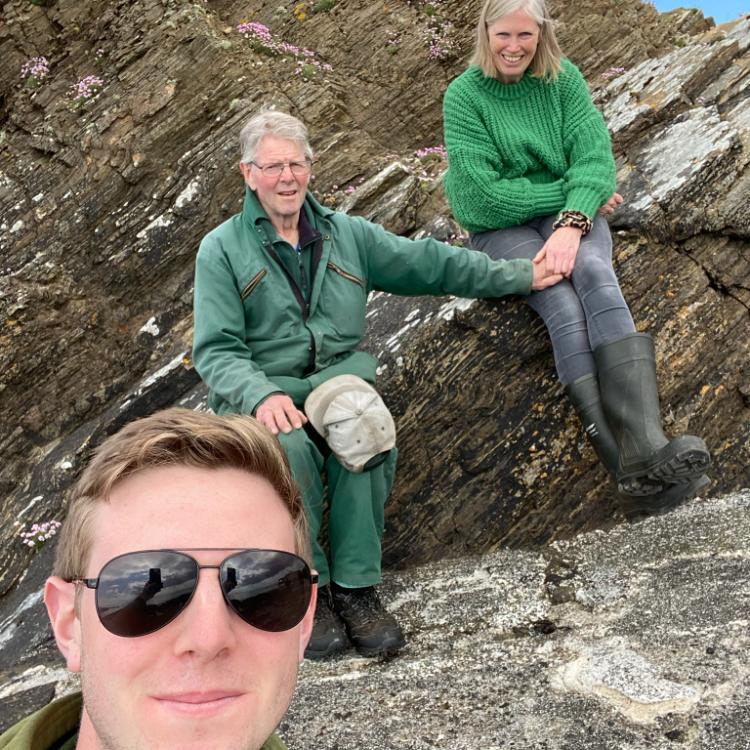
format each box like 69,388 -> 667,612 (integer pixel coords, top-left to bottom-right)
240,268 -> 267,300
327,261 -> 365,289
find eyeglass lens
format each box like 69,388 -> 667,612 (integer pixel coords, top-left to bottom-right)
94,549 -> 311,637
257,161 -> 310,177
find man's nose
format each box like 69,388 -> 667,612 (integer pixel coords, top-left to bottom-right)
171,571 -> 238,660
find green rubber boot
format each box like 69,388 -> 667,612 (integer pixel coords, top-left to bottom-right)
594,333 -> 711,496
566,371 -> 710,517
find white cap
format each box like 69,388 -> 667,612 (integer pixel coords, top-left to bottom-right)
304,375 -> 396,473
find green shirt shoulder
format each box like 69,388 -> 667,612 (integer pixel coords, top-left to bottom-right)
0,693 -> 288,750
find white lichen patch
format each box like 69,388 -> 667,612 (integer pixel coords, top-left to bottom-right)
0,589 -> 43,651
136,213 -> 172,240
32,193 -> 44,203
629,107 -> 737,208
437,296 -> 475,321
57,459 -> 74,471
17,495 -> 43,519
174,177 -> 202,209
0,663 -> 73,701
139,316 -> 160,336
552,639 -> 701,723
10,220 -> 24,233
602,40 -> 737,137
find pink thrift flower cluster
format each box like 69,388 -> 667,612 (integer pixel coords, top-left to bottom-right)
426,20 -> 457,61
237,21 -> 333,78
21,56 -> 50,83
416,145 -> 447,160
19,520 -> 61,549
601,66 -> 626,81
237,21 -> 275,46
70,74 -> 105,102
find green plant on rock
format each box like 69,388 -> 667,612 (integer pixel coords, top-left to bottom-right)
313,0 -> 336,12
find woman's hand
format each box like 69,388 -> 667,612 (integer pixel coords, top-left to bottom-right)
599,191 -> 623,215
534,226 -> 582,277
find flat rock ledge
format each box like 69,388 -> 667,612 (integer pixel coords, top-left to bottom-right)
281,492 -> 750,749
1,491 -> 748,749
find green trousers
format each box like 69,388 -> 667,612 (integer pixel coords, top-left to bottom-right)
276,427 -> 397,587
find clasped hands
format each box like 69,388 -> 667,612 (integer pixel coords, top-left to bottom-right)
532,192 -> 623,286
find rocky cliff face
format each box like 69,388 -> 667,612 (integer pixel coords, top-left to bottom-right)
1,0 -> 749,729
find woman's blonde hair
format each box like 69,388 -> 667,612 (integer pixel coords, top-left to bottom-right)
470,0 -> 563,80
53,408 -> 310,580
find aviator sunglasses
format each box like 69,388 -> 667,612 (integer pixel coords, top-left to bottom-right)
66,548 -> 318,637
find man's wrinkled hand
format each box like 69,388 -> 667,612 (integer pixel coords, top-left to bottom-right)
255,393 -> 308,435
599,191 -> 623,216
530,259 -> 563,290
535,226 -> 581,277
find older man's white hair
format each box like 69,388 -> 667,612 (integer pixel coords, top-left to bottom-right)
239,108 -> 313,163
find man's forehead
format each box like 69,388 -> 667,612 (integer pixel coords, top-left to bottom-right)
86,465 -> 295,566
256,134 -> 306,159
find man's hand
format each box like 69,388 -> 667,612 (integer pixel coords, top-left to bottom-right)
534,226 -> 582,278
599,191 -> 623,216
255,393 -> 308,435
530,261 -> 563,290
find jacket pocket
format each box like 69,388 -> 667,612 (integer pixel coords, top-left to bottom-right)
240,268 -> 267,300
327,261 -> 365,289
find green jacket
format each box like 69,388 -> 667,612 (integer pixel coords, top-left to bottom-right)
193,188 -> 533,415
0,692 -> 288,749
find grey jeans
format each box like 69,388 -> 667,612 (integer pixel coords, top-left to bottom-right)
471,214 -> 635,385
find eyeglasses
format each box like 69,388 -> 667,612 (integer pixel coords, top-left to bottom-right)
66,548 -> 317,637
250,160 -> 312,178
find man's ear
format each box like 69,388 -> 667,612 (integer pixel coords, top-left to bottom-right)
239,161 -> 256,191
298,580 -> 317,663
44,576 -> 82,673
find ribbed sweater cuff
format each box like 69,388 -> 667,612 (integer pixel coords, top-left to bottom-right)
564,187 -> 604,219
532,181 -> 567,217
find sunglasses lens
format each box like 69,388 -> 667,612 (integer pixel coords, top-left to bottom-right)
95,551 -> 197,637
221,550 -> 311,632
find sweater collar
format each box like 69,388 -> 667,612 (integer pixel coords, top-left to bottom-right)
466,64 -> 544,100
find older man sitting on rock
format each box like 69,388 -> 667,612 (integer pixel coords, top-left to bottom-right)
192,108 -> 562,660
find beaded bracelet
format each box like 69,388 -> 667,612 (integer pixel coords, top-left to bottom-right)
552,210 -> 593,236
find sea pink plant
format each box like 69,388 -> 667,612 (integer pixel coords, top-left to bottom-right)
70,74 -> 104,103
19,520 -> 61,550
601,66 -> 626,81
416,144 -> 448,160
20,56 -> 50,87
237,20 -> 332,77
426,20 -> 457,60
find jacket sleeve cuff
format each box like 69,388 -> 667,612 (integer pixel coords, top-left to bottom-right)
491,258 -> 534,296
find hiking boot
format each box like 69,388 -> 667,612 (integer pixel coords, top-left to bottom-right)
304,585 -> 348,660
331,584 -> 406,658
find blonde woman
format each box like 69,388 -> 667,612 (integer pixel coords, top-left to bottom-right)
442,0 -> 710,513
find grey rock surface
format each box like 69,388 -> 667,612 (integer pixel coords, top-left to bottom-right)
278,492 -> 750,749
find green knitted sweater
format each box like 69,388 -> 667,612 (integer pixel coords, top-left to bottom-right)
442,58 -> 616,233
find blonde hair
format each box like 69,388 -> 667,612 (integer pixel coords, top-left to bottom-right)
53,408 -> 310,580
470,0 -> 563,80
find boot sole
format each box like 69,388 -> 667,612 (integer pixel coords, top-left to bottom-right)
353,632 -> 406,658
622,474 -> 710,519
618,436 -> 711,495
304,634 -> 349,660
